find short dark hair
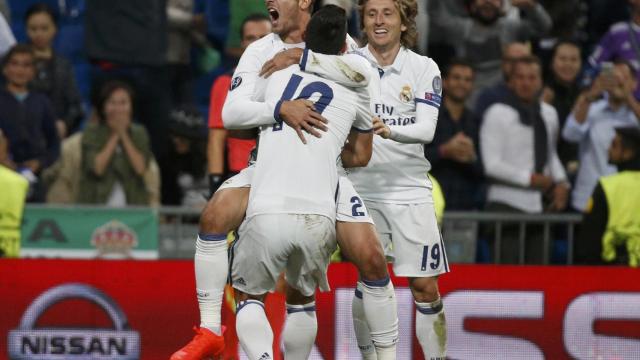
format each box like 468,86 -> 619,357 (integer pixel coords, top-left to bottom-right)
305,5 -> 347,55
613,58 -> 639,78
96,80 -> 135,122
512,55 -> 542,75
239,13 -> 270,38
1,44 -> 35,69
443,58 -> 474,78
25,3 -> 58,25
615,126 -> 640,155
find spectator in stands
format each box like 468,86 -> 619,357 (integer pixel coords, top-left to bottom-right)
162,106 -> 208,207
0,9 -> 14,57
431,0 -> 552,97
166,0 -> 206,105
0,44 -> 59,202
207,13 -> 270,196
85,0 -> 170,161
225,0 -> 267,59
78,80 -> 153,206
542,40 -> 582,179
425,59 -> 484,210
576,126 -> 640,266
562,60 -> 640,212
589,0 -> 640,99
481,56 -> 569,263
474,41 -> 531,118
25,3 -> 84,138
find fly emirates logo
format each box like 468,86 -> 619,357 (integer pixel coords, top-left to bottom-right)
374,103 -> 415,126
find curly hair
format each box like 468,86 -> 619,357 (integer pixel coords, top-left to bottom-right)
358,0 -> 418,49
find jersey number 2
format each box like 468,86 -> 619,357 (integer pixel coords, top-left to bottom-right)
274,74 -> 334,131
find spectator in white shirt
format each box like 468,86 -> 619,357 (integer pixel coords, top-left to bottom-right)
481,55 -> 569,263
562,60 -> 640,212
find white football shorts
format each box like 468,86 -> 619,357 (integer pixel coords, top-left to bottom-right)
336,176 -> 374,224
366,200 -> 449,277
216,165 -> 254,191
230,214 -> 337,297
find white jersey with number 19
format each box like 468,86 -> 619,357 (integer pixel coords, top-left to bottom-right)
247,60 -> 374,221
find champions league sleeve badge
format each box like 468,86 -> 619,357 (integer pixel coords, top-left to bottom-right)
230,76 -> 243,91
432,76 -> 442,95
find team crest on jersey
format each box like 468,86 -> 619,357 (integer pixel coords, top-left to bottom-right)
230,76 -> 242,91
432,76 -> 442,95
400,85 -> 412,103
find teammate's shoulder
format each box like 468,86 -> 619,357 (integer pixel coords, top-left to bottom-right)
406,49 -> 440,74
244,33 -> 278,54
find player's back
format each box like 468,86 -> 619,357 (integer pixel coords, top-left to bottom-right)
247,65 -> 369,221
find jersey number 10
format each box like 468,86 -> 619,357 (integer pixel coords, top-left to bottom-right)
274,74 -> 335,131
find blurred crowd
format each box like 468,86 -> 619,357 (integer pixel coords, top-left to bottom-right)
0,0 -> 638,236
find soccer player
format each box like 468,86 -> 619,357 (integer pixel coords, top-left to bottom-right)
347,1 -> 450,358
171,1 -> 398,359
231,7 -> 375,359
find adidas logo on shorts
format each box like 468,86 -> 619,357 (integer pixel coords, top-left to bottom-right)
234,277 -> 246,286
259,352 -> 271,359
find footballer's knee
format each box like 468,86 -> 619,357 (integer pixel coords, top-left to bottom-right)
358,242 -> 388,281
285,284 -> 315,305
235,289 -> 266,304
199,187 -> 249,233
409,276 -> 440,303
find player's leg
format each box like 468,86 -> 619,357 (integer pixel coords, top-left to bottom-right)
409,276 -> 447,360
282,286 -> 318,360
171,169 -> 251,360
282,214 -> 336,360
382,201 -> 449,360
336,177 -> 398,359
235,291 -> 273,360
231,214 -> 290,360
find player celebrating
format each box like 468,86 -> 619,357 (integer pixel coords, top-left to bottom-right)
231,7 -> 375,359
171,1 -> 398,359
347,1 -> 449,358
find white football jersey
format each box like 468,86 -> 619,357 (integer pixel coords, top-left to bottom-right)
247,63 -> 373,220
222,33 -> 360,129
347,46 -> 442,203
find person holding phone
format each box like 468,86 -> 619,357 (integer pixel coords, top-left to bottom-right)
562,60 -> 640,212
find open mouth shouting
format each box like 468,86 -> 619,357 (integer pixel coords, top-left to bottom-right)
268,7 -> 280,25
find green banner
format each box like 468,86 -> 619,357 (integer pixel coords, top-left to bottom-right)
20,207 -> 158,259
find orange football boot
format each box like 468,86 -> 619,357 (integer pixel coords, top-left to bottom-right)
170,326 -> 225,360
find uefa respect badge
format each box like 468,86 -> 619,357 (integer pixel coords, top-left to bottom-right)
7,283 -> 140,359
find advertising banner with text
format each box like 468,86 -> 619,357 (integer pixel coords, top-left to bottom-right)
19,207 -> 158,259
1,260 -> 639,359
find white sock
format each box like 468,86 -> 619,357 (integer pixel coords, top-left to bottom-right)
361,278 -> 399,360
282,302 -> 317,360
415,298 -> 447,360
195,233 -> 228,335
352,283 -> 377,360
236,300 -> 273,359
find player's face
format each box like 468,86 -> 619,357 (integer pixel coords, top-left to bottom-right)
552,44 -> 581,84
265,0 -> 302,37
2,53 -> 35,88
443,65 -> 474,103
26,12 -> 57,50
104,88 -> 133,124
512,63 -> 542,103
362,0 -> 406,51
241,20 -> 272,50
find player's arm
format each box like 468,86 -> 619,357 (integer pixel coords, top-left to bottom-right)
375,60 -> 441,144
342,128 -> 373,168
222,45 -> 279,129
342,86 -> 374,167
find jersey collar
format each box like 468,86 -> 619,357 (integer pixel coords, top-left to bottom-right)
361,45 -> 408,76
